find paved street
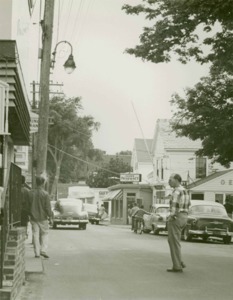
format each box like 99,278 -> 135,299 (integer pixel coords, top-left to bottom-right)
19,224 -> 233,300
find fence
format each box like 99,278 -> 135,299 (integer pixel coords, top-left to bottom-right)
0,163 -> 21,288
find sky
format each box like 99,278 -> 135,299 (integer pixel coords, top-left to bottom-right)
31,0 -> 209,154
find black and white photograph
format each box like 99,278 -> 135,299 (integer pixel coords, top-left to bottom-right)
0,1 -> 233,299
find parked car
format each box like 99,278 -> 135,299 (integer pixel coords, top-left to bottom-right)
182,200 -> 233,244
143,204 -> 170,234
52,198 -> 88,230
83,203 -> 101,225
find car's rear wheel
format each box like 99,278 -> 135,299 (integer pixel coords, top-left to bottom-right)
183,227 -> 192,241
80,224 -> 87,230
223,236 -> 231,244
95,221 -> 99,225
143,224 -> 150,234
52,222 -> 57,229
152,226 -> 159,235
202,236 -> 208,242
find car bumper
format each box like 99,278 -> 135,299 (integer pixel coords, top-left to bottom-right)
89,217 -> 101,221
189,229 -> 233,237
53,219 -> 88,225
154,224 -> 167,230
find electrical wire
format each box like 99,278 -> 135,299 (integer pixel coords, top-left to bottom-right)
73,0 -> 93,47
62,0 -> 74,39
56,0 -> 61,44
69,0 -> 84,43
131,101 -> 154,165
48,144 -> 120,176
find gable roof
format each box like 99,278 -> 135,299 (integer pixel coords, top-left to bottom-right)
187,169 -> 233,189
134,138 -> 153,163
152,119 -> 202,152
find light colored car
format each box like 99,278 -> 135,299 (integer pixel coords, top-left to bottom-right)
182,200 -> 233,244
52,198 -> 88,230
143,204 -> 170,235
83,203 -> 101,225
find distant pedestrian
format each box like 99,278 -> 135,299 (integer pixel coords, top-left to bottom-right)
20,175 -> 30,229
167,173 -> 191,273
99,204 -> 107,220
131,203 -> 139,231
28,176 -> 52,258
127,204 -> 133,225
224,199 -> 233,218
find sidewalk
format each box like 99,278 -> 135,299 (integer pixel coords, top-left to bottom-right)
24,225 -> 44,274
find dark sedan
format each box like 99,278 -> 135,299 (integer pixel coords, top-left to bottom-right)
182,200 -> 233,244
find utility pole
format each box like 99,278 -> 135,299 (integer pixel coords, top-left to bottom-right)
36,0 -> 55,176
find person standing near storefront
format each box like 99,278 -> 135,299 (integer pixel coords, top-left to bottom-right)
28,175 -> 52,258
131,202 -> 139,231
167,173 -> 190,272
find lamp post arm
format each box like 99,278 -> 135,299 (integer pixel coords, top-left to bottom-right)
51,40 -> 73,69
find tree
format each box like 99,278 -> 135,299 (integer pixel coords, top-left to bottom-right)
171,73 -> 233,167
122,0 -> 233,74
123,1 -> 233,166
86,156 -> 133,188
47,96 -> 100,196
117,150 -> 132,155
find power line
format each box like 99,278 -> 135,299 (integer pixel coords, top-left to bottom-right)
48,144 -> 120,176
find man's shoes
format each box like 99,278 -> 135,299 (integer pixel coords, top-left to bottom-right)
181,262 -> 186,268
40,252 -> 49,258
167,268 -> 183,273
35,255 -> 40,258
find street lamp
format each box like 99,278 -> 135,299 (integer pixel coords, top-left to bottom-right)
51,40 -> 76,74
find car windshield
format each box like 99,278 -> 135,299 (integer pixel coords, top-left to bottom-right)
190,205 -> 227,216
156,207 -> 169,214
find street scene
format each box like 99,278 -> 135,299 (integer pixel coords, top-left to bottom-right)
1,0 -> 233,300
18,224 -> 233,300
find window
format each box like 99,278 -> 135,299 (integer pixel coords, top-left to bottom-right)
191,193 -> 204,200
196,157 -> 207,178
215,194 -> 223,204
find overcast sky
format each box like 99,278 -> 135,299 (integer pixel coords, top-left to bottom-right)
31,0 -> 209,154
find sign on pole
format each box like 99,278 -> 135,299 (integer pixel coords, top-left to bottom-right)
120,173 -> 141,183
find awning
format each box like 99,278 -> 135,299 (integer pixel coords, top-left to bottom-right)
0,40 -> 31,145
103,189 -> 123,201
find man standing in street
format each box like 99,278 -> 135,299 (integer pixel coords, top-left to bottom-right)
167,173 -> 191,273
131,202 -> 139,231
28,175 -> 52,258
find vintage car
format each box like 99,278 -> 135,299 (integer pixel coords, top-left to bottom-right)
182,200 -> 233,244
143,204 -> 170,234
52,198 -> 88,230
83,203 -> 101,225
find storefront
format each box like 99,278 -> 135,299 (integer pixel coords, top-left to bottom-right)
187,169 -> 233,205
103,184 -> 153,225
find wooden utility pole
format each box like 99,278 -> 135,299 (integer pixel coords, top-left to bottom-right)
36,0 -> 55,176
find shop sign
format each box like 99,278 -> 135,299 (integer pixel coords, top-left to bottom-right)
120,173 -> 141,183
220,179 -> 233,185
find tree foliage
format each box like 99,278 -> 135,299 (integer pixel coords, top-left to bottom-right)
86,156 -> 133,188
122,0 -> 233,74
123,1 -> 233,166
47,96 -> 100,194
171,73 -> 233,167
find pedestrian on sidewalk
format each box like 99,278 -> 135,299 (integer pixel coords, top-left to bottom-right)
28,175 -> 52,259
167,173 -> 191,273
20,175 -> 30,232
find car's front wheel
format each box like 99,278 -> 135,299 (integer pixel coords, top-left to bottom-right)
95,221 -> 99,225
223,236 -> 231,244
183,227 -> 192,241
52,222 -> 57,229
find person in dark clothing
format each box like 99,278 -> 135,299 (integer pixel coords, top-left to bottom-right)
21,175 -> 30,228
133,205 -> 150,233
28,176 -> 52,258
224,199 -> 233,218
